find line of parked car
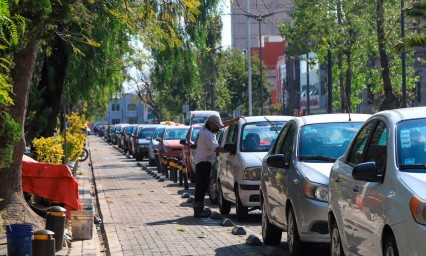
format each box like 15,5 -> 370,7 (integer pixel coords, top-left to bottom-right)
99,106 -> 426,255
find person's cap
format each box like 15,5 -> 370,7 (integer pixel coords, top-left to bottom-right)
207,115 -> 224,128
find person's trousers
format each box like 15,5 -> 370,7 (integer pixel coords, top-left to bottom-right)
193,161 -> 212,207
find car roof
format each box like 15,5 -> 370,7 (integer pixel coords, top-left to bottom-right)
294,113 -> 371,125
238,115 -> 293,123
373,106 -> 426,122
164,125 -> 190,130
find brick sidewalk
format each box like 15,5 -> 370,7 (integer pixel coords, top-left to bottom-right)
89,136 -> 276,256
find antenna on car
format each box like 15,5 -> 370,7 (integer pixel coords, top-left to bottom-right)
344,92 -> 352,121
264,117 -> 279,134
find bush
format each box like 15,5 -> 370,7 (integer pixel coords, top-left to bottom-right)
0,112 -> 22,168
32,136 -> 64,163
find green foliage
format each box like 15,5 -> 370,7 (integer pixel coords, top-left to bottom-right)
0,112 -> 21,168
395,1 -> 426,53
280,0 -> 418,112
32,136 -> 64,163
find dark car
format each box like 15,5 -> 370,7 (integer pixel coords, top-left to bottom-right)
133,125 -> 158,161
123,124 -> 138,154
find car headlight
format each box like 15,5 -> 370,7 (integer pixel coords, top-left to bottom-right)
410,195 -> 426,225
243,167 -> 261,180
303,180 -> 328,202
163,146 -> 172,152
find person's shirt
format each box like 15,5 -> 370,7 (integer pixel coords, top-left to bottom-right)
195,126 -> 219,165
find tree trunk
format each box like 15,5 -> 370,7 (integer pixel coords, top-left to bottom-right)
0,40 -> 44,228
38,35 -> 68,138
376,0 -> 398,110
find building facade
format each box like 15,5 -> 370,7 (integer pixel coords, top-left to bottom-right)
100,93 -> 148,125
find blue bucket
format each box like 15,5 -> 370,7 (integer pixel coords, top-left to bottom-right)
6,223 -> 33,256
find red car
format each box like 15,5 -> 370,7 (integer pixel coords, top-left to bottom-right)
158,125 -> 190,159
179,124 -> 202,179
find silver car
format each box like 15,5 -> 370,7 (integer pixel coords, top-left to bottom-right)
329,107 -> 426,256
147,125 -> 166,166
261,113 -> 370,255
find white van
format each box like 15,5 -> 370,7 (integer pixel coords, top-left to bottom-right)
188,110 -> 219,125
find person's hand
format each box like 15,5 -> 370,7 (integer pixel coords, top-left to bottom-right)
215,147 -> 225,153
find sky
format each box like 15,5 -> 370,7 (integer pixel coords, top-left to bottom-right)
220,0 -> 232,47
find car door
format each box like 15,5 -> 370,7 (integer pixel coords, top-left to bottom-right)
219,123 -> 238,202
335,120 -> 377,252
350,119 -> 387,255
270,122 -> 296,227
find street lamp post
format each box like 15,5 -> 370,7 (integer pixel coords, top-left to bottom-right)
401,0 -> 407,108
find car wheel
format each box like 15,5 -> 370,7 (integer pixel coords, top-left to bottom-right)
136,155 -> 143,161
208,176 -> 218,204
383,233 -> 399,256
287,207 -> 302,256
261,199 -> 282,245
218,182 -> 231,215
235,187 -> 248,221
330,220 -> 344,256
149,158 -> 155,166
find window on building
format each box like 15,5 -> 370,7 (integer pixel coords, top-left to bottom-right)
127,103 -> 137,111
111,103 -> 120,111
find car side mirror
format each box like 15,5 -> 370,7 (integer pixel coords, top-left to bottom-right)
156,138 -> 162,142
190,144 -> 197,149
224,143 -> 236,154
352,162 -> 383,182
179,139 -> 187,145
266,154 -> 287,168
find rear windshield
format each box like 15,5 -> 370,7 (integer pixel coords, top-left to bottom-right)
164,128 -> 189,140
138,128 -> 155,139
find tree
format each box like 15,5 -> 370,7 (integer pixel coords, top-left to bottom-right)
395,1 -> 426,53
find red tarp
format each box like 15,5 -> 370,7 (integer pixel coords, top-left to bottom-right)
22,155 -> 82,219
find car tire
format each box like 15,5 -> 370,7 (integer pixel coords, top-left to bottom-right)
136,155 -> 143,161
261,199 -> 282,245
208,176 -> 218,204
149,158 -> 155,166
383,233 -> 399,256
287,207 -> 302,256
218,182 -> 231,215
235,187 -> 248,221
330,219 -> 344,256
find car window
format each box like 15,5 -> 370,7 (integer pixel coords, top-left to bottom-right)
280,124 -> 296,164
240,121 -> 285,152
364,121 -> 387,174
216,129 -> 225,145
153,128 -> 165,139
273,124 -> 291,154
397,118 -> 426,171
191,127 -> 201,142
347,120 -> 377,166
164,128 -> 189,140
225,124 -> 237,144
138,128 -> 155,139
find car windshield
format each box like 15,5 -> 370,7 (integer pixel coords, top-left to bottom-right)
191,127 -> 201,141
164,128 -> 189,140
138,128 -> 155,139
397,118 -> 426,172
240,121 -> 286,152
299,122 -> 362,162
191,117 -> 208,125
152,128 -> 165,139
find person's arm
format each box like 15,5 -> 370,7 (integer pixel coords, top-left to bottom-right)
222,116 -> 243,128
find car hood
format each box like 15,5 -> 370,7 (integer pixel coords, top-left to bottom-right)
297,162 -> 334,185
240,152 -> 267,167
400,172 -> 426,200
163,140 -> 183,148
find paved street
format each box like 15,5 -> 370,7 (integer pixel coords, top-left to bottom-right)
87,136 -> 330,255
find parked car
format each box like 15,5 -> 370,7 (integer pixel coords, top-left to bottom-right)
328,107 -> 426,256
180,124 -> 203,182
132,124 -> 158,161
117,124 -> 129,148
158,125 -> 190,159
217,116 -> 291,221
260,113 -> 370,255
148,125 -> 166,166
123,124 -> 138,154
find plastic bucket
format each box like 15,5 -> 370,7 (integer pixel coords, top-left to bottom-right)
80,198 -> 94,212
6,223 -> 33,256
70,211 -> 93,240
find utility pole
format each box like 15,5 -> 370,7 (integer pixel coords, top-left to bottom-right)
247,0 -> 252,115
401,0 -> 407,107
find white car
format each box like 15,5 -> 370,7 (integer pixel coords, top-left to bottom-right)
328,106 -> 426,256
217,115 -> 292,221
261,113 -> 370,255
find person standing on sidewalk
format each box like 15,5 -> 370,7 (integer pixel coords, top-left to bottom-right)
193,114 -> 241,218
